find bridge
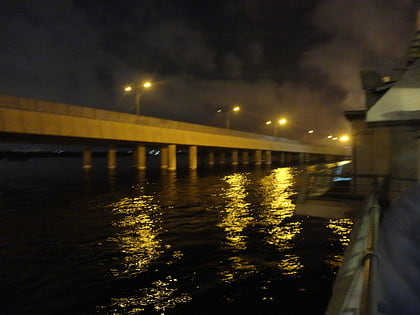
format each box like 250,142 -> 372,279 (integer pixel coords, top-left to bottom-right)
0,94 -> 349,170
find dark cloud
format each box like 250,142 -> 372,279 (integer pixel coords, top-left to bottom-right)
302,0 -> 418,109
0,0 -> 418,143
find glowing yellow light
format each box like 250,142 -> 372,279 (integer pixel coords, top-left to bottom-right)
332,137 -> 338,141
327,135 -> 333,139
278,118 -> 287,125
233,106 -> 240,112
143,81 -> 152,88
124,86 -> 132,92
266,120 -> 272,125
108,196 -> 164,278
217,109 -> 222,113
308,130 -> 314,134
340,135 -> 349,142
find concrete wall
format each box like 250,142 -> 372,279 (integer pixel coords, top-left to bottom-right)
350,119 -> 390,176
390,127 -> 418,180
348,111 -> 418,183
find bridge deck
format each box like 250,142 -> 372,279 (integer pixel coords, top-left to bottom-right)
0,94 -> 349,155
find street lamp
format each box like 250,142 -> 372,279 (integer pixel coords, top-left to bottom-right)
265,118 -> 287,136
124,81 -> 152,115
339,135 -> 349,142
218,105 -> 241,129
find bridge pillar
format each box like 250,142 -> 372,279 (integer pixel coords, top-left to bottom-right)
264,150 -> 272,165
208,151 -> 215,166
168,144 -> 177,171
83,146 -> 92,169
299,152 -> 305,164
231,150 -> 239,166
219,152 -> 226,164
241,151 -> 249,164
254,150 -> 262,166
133,145 -> 146,170
108,145 -> 117,170
160,147 -> 168,169
189,146 -> 198,170
280,152 -> 286,165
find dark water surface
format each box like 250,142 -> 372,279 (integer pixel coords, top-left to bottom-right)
0,156 -> 352,314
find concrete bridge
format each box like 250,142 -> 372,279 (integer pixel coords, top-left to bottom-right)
0,94 -> 349,170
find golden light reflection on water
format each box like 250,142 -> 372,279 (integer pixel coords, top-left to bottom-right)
325,218 -> 354,269
259,167 -> 303,275
260,167 -> 296,222
108,195 -> 165,278
104,195 -> 192,313
327,218 -> 353,247
277,254 -> 304,276
218,173 -> 257,282
218,173 -> 253,251
102,275 -> 192,314
266,222 -> 302,251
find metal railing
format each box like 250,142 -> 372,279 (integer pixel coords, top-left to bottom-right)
298,168 -> 417,314
324,175 -> 385,315
324,181 -> 380,315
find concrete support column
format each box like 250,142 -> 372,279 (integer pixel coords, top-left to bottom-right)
83,146 -> 92,169
264,150 -> 272,165
189,146 -> 198,170
133,145 -> 146,170
107,144 -> 116,170
168,144 -> 177,171
254,150 -> 262,166
208,151 -> 215,166
280,152 -> 286,165
241,151 -> 249,165
160,147 -> 168,169
231,150 -> 239,166
219,152 -> 226,165
299,152 -> 305,164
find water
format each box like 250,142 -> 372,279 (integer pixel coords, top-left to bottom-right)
0,156 -> 352,314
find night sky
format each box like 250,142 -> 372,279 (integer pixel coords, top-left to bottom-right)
0,0 -> 418,141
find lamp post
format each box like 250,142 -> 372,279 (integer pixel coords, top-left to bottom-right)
218,105 -> 240,129
124,81 -> 152,115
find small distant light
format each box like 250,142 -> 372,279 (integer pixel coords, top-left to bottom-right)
233,106 -> 240,112
308,130 -> 314,134
124,86 -> 132,92
327,135 -> 333,139
217,109 -> 222,113
332,137 -> 338,141
278,118 -> 287,125
143,81 -> 152,88
266,120 -> 272,125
